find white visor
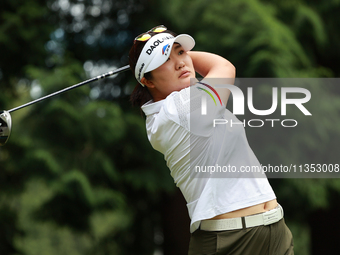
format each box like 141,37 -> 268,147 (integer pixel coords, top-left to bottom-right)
134,32 -> 195,86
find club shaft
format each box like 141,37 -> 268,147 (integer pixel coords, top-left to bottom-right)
8,65 -> 130,113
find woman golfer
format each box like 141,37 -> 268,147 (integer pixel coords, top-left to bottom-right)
129,25 -> 294,255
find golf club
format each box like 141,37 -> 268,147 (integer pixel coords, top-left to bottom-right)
0,64 -> 130,146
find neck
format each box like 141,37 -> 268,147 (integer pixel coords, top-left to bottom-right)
150,89 -> 167,102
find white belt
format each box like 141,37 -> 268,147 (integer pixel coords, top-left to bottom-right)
200,204 -> 284,231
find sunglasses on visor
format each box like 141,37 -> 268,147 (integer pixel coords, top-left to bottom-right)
134,25 -> 167,43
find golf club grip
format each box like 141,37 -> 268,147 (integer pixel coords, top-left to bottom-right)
8,65 -> 130,113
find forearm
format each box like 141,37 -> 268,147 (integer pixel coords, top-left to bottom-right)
188,51 -> 236,79
188,51 -> 235,106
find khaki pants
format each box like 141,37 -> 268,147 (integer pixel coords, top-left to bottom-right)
188,219 -> 294,255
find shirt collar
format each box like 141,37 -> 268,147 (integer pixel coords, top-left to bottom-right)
141,99 -> 164,116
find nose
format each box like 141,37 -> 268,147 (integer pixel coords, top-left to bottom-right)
173,53 -> 185,70
176,59 -> 185,70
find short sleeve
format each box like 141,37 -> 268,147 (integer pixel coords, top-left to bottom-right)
162,83 -> 225,136
189,83 -> 226,136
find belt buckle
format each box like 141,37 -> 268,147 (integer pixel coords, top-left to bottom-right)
263,208 -> 281,225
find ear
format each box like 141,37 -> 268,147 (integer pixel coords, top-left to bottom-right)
141,77 -> 155,89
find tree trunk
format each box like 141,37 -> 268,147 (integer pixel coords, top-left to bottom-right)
161,188 -> 191,255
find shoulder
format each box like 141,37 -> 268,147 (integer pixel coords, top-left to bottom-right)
143,83 -> 226,133
141,88 -> 191,131
160,87 -> 191,129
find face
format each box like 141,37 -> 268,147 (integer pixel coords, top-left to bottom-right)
143,43 -> 196,101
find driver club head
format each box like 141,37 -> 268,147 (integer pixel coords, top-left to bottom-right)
0,110 -> 12,146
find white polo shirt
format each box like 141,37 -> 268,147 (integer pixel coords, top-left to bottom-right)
141,84 -> 276,233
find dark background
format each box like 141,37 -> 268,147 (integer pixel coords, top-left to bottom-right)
1,0 -> 340,254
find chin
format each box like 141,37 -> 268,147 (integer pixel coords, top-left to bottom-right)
182,79 -> 192,89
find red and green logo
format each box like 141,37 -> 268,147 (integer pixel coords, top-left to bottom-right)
197,82 -> 223,106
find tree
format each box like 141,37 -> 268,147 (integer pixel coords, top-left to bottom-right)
1,0 -> 340,254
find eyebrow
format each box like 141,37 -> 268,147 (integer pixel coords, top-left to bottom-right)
174,43 -> 182,49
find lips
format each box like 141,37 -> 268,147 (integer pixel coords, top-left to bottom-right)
179,70 -> 190,78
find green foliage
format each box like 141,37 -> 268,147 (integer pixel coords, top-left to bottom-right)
0,0 -> 53,90
0,206 -> 23,254
1,0 -> 340,254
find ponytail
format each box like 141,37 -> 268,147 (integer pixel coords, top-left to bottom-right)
129,80 -> 153,107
